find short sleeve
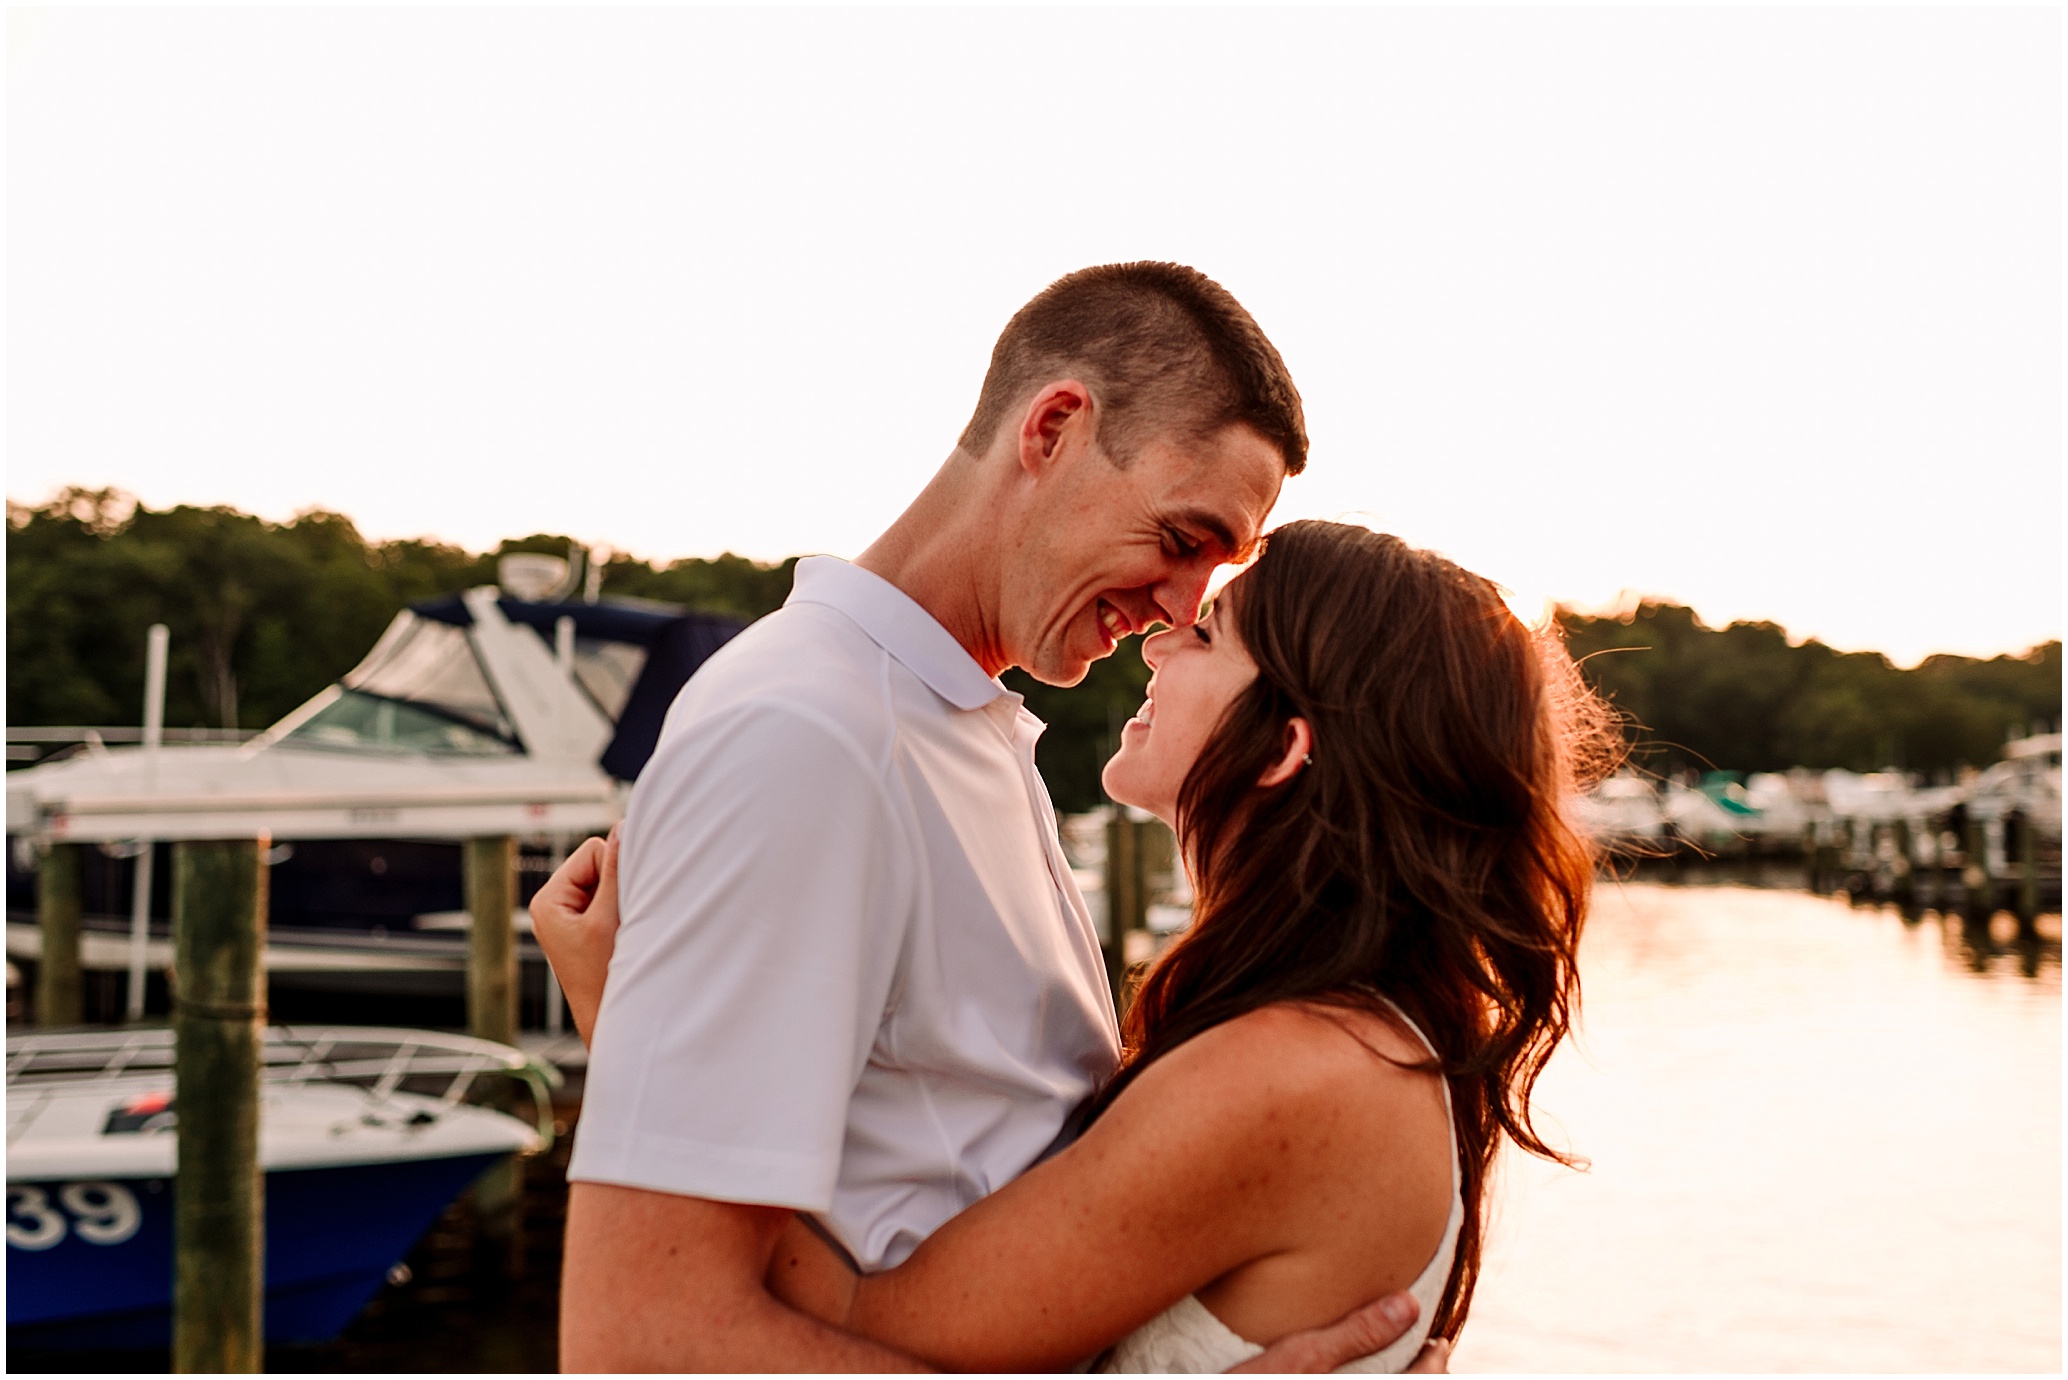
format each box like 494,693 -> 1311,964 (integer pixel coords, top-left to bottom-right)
566,702 -> 913,1211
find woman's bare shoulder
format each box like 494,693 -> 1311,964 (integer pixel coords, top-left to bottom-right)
1127,999 -> 1442,1133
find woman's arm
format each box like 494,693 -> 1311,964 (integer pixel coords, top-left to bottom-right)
529,828 -> 620,1043
766,1212 -> 1449,1376
823,1009 -> 1387,1373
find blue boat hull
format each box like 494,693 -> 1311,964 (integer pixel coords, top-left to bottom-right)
7,1152 -> 505,1348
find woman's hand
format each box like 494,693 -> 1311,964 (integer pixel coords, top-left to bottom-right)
530,826 -> 621,1045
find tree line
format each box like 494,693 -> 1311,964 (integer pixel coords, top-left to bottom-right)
8,491 -> 2058,812
4,490 -> 796,736
1559,602 -> 2058,782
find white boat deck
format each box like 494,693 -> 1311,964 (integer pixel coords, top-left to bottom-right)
5,1025 -> 557,1181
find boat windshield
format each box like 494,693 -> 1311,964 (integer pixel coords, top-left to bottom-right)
282,613 -> 519,755
570,638 -> 646,720
285,690 -> 518,756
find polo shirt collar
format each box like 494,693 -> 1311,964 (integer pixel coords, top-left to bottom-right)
787,556 -> 1007,712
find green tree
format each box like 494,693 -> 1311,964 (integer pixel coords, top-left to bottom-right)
10,491 -> 492,730
1560,600 -> 2060,775
602,552 -> 799,623
1004,640 -> 1152,815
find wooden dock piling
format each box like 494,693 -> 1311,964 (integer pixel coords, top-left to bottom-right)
1102,808 -> 1143,1008
1891,818 -> 1916,910
35,842 -> 83,1027
464,836 -> 518,1047
1963,817 -> 1994,922
463,835 -> 522,1276
1852,819 -> 1869,906
2014,812 -> 2039,935
171,838 -> 267,1374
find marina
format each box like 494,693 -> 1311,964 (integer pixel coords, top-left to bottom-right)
4,551 -> 694,1365
7,550 -> 742,1028
7,2 -> 2060,1367
4,557 -> 2059,1370
1572,734 -> 2063,923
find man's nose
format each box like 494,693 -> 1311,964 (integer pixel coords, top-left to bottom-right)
1153,564 -> 1215,628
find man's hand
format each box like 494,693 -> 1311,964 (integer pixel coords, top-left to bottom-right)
529,827 -> 621,1044
1232,1293 -> 1452,1374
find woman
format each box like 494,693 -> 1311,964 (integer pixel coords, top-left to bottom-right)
536,521 -> 1617,1371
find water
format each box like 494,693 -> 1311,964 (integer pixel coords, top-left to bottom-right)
18,883 -> 2054,1372
1453,884 -> 2061,1373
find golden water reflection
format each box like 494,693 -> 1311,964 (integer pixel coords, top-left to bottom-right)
1456,884 -> 2060,1373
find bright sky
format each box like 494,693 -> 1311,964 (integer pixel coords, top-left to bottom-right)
8,7 -> 2059,667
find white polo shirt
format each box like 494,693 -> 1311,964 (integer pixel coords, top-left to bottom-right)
568,556 -> 1120,1269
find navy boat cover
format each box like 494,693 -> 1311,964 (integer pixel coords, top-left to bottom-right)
410,595 -> 745,781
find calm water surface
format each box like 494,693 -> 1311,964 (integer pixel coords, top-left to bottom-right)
1453,884 -> 2060,1373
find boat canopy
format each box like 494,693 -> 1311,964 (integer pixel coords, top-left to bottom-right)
406,593 -> 744,781
6,587 -> 747,844
279,594 -> 744,780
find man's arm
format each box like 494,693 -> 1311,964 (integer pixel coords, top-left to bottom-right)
562,1183 -> 929,1372
1239,1303 -> 1452,1374
564,705 -> 920,1369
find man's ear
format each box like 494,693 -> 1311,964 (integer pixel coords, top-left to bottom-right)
1257,717 -> 1314,789
1016,380 -> 1093,476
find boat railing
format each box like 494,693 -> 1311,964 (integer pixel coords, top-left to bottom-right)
4,1026 -> 563,1147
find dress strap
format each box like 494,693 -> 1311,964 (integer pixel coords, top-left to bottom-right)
1375,996 -> 1461,1199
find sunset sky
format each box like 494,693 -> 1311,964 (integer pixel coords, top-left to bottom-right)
8,7 -> 2059,667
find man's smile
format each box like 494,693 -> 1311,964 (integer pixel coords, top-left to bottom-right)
1096,599 -> 1133,650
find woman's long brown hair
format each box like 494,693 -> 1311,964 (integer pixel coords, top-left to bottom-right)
1090,520 -> 1621,1339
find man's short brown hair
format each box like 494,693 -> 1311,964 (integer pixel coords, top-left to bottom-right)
956,262 -> 1308,475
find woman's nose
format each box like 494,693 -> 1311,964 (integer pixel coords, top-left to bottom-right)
1141,627 -> 1175,668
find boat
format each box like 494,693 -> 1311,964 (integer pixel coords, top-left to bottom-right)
1961,732 -> 2063,832
1569,772 -> 1668,848
5,1025 -> 556,1349
5,552 -> 743,1014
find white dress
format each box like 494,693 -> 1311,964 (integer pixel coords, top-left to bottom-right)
1099,1007 -> 1463,1374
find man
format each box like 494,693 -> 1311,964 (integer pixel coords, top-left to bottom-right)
559,263 -> 1441,1370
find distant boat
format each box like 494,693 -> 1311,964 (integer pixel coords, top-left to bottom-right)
6,552 -> 744,1006
5,1025 -> 555,1348
1963,732 -> 2063,831
1569,733 -> 2061,875
1569,772 -> 1667,846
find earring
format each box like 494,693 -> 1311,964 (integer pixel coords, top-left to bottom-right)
1302,753 -> 1312,765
